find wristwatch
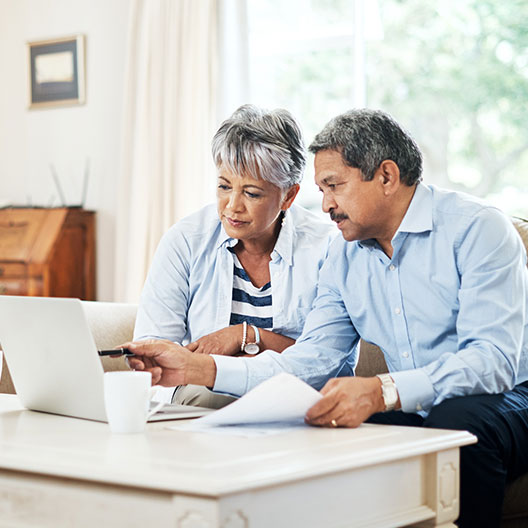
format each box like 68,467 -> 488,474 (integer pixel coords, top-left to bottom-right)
244,324 -> 260,355
376,373 -> 398,412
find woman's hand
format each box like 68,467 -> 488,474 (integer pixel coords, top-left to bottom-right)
187,326 -> 243,356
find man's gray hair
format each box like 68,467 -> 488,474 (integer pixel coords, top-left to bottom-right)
212,104 -> 305,189
309,109 -> 423,186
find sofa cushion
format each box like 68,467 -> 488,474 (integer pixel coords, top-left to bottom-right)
0,354 -> 14,394
81,301 -> 137,349
512,217 -> 528,263
81,301 -> 137,372
355,340 -> 388,377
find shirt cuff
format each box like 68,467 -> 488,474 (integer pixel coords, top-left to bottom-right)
390,368 -> 435,413
211,355 -> 248,397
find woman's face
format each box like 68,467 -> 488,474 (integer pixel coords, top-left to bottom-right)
216,169 -> 298,244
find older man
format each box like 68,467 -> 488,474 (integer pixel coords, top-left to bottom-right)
127,109 -> 528,527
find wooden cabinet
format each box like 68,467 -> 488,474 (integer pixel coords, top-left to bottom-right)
0,208 -> 95,300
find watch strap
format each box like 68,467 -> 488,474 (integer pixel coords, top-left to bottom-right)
376,373 -> 398,412
240,321 -> 248,352
244,324 -> 261,354
250,324 -> 260,345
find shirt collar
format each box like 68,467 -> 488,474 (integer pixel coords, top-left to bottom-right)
395,182 -> 433,235
272,209 -> 293,265
217,208 -> 294,265
218,224 -> 237,249
357,182 -> 432,250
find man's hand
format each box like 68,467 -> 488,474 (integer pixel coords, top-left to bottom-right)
305,376 -> 387,428
187,326 -> 242,356
122,339 -> 217,388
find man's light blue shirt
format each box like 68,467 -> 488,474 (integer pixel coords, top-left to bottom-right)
134,203 -> 338,345
213,183 -> 528,414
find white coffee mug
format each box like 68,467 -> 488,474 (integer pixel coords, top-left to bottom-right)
103,371 -> 164,434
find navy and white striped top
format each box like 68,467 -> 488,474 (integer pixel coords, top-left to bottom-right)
229,251 -> 273,330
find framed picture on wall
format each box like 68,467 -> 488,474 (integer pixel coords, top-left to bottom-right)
27,35 -> 86,109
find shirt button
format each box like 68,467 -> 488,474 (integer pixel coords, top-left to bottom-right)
402,351 -> 409,358
416,403 -> 423,411
389,264 -> 396,271
394,307 -> 401,315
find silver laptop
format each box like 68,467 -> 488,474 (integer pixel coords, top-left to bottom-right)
0,295 -> 212,422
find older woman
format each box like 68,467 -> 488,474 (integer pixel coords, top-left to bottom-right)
133,105 -> 338,408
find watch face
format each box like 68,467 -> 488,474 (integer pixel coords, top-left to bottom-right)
244,343 -> 260,355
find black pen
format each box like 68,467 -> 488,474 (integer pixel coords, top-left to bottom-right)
97,348 -> 135,357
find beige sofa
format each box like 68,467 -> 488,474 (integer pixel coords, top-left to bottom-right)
1,217 -> 527,526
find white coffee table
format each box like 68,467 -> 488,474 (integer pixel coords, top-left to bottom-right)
0,394 -> 475,528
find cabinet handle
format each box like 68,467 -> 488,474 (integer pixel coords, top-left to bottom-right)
0,284 -> 6,295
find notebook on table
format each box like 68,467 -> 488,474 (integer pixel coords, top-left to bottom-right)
0,295 -> 212,423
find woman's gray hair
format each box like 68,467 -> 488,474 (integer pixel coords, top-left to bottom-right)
309,109 -> 423,186
212,104 -> 305,189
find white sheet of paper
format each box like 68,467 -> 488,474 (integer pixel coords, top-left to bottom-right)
168,420 -> 309,438
193,372 -> 322,426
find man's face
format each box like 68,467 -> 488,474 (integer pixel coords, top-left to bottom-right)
314,150 -> 386,242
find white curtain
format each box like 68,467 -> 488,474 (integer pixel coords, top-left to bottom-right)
114,0 -> 219,303
217,0 -> 250,122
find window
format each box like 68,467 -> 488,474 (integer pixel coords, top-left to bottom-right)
247,0 -> 528,217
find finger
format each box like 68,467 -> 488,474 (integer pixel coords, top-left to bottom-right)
126,341 -> 164,357
319,378 -> 340,396
150,367 -> 162,385
123,338 -> 173,349
141,366 -> 162,385
308,405 -> 348,427
127,358 -> 145,370
186,341 -> 199,352
119,340 -> 159,349
199,347 -> 217,355
305,392 -> 340,423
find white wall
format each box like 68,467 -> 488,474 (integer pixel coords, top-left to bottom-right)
0,0 -> 131,301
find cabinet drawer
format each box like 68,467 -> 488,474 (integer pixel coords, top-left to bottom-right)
0,279 -> 27,295
0,263 -> 27,277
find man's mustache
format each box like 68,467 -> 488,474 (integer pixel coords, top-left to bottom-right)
330,211 -> 349,222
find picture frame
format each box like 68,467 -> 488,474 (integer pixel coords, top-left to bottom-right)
27,35 -> 85,109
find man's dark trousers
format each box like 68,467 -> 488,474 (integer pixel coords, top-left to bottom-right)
367,381 -> 528,528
